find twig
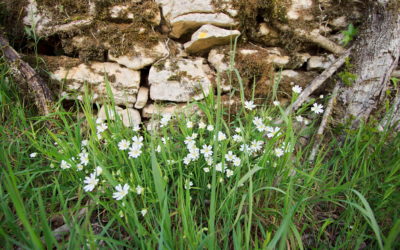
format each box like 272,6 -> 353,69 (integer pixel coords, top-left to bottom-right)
308,81 -> 341,162
379,94 -> 400,131
52,207 -> 88,241
274,22 -> 345,55
283,49 -> 351,116
0,33 -> 54,115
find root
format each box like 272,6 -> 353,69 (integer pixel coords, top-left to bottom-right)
273,22 -> 345,55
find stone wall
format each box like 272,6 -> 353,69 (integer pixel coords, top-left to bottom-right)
13,0 -> 367,127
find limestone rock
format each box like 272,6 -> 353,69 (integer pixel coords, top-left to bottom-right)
98,105 -> 141,127
109,5 -> 134,20
330,16 -> 348,29
208,48 -> 229,72
258,23 -> 280,46
287,0 -> 313,20
149,58 -> 212,102
184,25 -> 240,54
239,47 -> 290,67
108,41 -> 168,70
170,13 -> 236,38
142,103 -> 199,118
135,87 -> 149,109
51,62 -> 140,106
155,0 -> 214,20
23,0 -> 52,36
307,55 -> 335,71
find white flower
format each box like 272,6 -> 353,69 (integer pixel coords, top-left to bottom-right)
207,124 -> 214,131
200,145 -> 213,158
128,146 -> 142,158
217,131 -> 227,141
253,117 -> 263,126
140,209 -> 148,217
184,136 -> 195,146
273,101 -> 280,106
296,115 -> 304,123
256,123 -> 267,132
83,173 -> 99,192
239,144 -> 250,153
311,103 -> 324,114
95,166 -> 103,175
207,183 -> 211,189
186,142 -> 198,153
235,127 -> 241,133
96,123 -> 108,133
118,139 -> 130,151
30,152 -> 37,158
131,136 -> 144,149
81,139 -> 89,147
206,157 -> 213,166
136,185 -> 144,195
188,149 -> 200,161
186,121 -> 194,128
232,134 -> 243,142
253,117 -> 266,132
319,95 -> 324,99
250,140 -> 264,153
81,140 -> 89,147
226,169 -> 234,177
161,137 -> 168,144
274,148 -> 284,157
96,118 -> 103,124
203,167 -> 210,173
183,156 -> 191,165
79,151 -> 89,166
77,164 -> 83,171
185,180 -> 193,190
199,121 -> 206,129
160,114 -> 172,127
97,133 -> 102,140
232,157 -> 241,167
266,126 -> 281,138
155,145 -> 161,153
244,100 -> 256,110
225,151 -> 236,162
112,184 -> 130,200
132,124 -> 140,132
60,160 -> 71,169
292,85 -> 302,94
215,163 -> 224,173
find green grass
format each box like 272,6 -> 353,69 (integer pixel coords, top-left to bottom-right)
0,58 -> 399,249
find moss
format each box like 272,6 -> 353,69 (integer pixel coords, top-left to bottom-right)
36,0 -> 90,23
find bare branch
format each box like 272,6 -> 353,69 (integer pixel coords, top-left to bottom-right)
283,49 -> 351,116
309,81 -> 341,162
273,22 -> 345,55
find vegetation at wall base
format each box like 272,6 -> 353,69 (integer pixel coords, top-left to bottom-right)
0,59 -> 399,249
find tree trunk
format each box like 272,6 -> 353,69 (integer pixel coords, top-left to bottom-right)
338,0 -> 400,127
0,34 -> 54,115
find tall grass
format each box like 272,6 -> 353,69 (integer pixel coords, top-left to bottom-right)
0,57 -> 399,249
